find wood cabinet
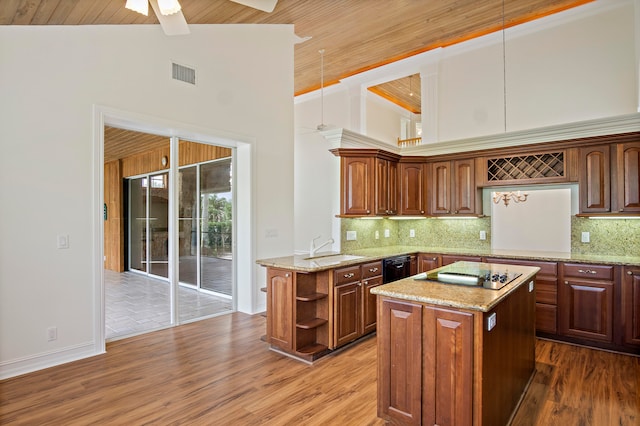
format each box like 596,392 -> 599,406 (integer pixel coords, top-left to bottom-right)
486,258 -> 559,334
399,161 -> 427,215
266,268 -> 330,361
266,268 -> 293,351
612,142 -> 640,213
559,263 -> 615,343
441,254 -> 482,266
622,266 -> 640,348
331,148 -> 401,217
417,253 -> 441,273
377,298 -> 422,425
375,157 -> 398,215
579,145 -> 611,213
429,158 -> 481,216
376,274 -> 536,425
333,261 -> 383,348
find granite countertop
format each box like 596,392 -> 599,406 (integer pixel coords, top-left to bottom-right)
256,245 -> 640,272
370,262 -> 540,312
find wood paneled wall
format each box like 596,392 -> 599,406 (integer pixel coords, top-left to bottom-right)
104,141 -> 232,272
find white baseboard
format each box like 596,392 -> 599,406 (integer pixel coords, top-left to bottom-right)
0,342 -> 104,380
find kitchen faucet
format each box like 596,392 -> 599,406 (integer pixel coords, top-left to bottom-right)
309,236 -> 334,257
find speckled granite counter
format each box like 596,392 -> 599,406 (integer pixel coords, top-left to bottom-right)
371,262 -> 539,312
256,245 -> 640,272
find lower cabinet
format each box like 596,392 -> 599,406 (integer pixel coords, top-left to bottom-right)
623,266 -> 640,348
417,253 -> 441,273
441,254 -> 482,266
266,268 -> 293,351
559,263 -> 615,343
377,279 -> 535,426
334,261 -> 383,348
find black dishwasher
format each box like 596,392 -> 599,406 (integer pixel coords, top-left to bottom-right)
382,255 -> 412,283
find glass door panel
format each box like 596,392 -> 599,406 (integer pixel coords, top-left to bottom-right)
148,173 -> 169,278
129,177 -> 147,273
178,167 -> 197,286
200,159 -> 232,296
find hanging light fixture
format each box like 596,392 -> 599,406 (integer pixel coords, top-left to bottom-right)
126,0 -> 182,16
317,48 -> 327,131
409,75 -> 414,97
492,191 -> 528,206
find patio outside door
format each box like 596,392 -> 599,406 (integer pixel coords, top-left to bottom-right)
178,158 -> 233,298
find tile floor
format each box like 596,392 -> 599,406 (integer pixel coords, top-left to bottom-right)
105,269 -> 233,340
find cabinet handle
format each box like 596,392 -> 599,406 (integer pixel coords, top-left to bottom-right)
578,269 -> 597,275
454,210 -> 459,214
366,210 -> 371,214
420,210 -> 424,214
361,281 -> 366,286
285,273 -> 290,277
432,258 -> 437,261
628,271 -> 634,275
369,267 -> 378,273
344,273 -> 355,278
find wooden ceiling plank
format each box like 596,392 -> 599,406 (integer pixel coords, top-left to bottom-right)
29,0 -> 62,25
0,0 -> 22,25
7,0 -> 38,25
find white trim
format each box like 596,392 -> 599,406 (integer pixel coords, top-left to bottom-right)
0,342 -> 100,380
322,113 -> 640,155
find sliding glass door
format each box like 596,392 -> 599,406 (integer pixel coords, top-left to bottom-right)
178,158 -> 232,297
128,172 -> 169,279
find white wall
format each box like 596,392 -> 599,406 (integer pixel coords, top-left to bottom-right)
293,0 -> 638,253
0,24 -> 294,378
366,94 -> 411,145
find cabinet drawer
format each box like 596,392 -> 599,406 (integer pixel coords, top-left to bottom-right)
485,258 -> 557,276
536,278 -> 558,305
563,263 -> 614,281
536,303 -> 557,334
335,265 -> 362,286
362,261 -> 382,279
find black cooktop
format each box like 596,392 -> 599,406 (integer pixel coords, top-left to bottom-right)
415,262 -> 522,290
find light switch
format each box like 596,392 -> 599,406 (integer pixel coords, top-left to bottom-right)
487,312 -> 497,331
409,229 -> 415,238
479,230 -> 486,240
384,229 -> 390,238
346,231 -> 357,241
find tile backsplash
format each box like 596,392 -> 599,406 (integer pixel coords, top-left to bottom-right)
341,216 -> 639,257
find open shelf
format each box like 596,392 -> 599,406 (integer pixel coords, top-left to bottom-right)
296,292 -> 328,302
297,343 -> 328,354
296,318 -> 328,330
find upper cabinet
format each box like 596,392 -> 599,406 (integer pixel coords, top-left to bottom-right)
579,145 -> 611,213
331,149 -> 401,217
612,142 -> 640,213
429,158 -> 481,216
579,140 -> 640,215
398,159 -> 427,216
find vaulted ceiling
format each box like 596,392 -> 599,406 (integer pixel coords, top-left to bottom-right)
2,0 -> 592,114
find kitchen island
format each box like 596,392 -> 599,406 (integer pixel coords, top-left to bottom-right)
371,261 -> 539,426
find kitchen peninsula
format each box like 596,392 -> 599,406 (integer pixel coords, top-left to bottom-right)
372,262 -> 539,426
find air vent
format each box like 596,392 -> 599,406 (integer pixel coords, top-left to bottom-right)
172,62 -> 196,85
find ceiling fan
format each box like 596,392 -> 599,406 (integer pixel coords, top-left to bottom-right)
125,0 -> 279,36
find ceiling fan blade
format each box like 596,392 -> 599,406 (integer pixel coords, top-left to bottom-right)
149,0 -> 190,36
229,0 -> 278,13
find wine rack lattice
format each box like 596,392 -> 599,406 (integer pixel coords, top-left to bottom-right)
487,152 -> 564,182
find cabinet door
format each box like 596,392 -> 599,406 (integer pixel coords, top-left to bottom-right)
430,161 -> 451,214
423,306 -> 473,426
362,275 -> 383,335
614,142 -> 640,213
266,269 -> 293,350
418,254 -> 441,273
377,298 -> 422,425
342,156 -> 374,216
559,278 -> 614,342
375,159 -> 398,215
399,162 -> 426,215
579,145 -> 610,213
452,159 -> 477,215
334,282 -> 361,347
623,267 -> 640,347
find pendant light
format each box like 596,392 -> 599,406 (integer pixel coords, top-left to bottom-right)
317,49 -> 327,131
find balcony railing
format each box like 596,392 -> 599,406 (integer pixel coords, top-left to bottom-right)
397,136 -> 422,147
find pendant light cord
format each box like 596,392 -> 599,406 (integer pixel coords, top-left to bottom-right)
318,49 -> 325,130
502,0 -> 507,133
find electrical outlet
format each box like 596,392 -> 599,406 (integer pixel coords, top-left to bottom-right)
581,232 -> 590,243
47,326 -> 57,341
487,313 -> 497,331
479,230 -> 486,240
409,229 -> 415,238
375,230 -> 379,240
529,281 -> 534,292
346,231 -> 357,241
384,229 -> 390,238
57,234 -> 69,249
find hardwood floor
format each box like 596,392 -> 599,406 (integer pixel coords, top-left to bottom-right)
1,313 -> 638,425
